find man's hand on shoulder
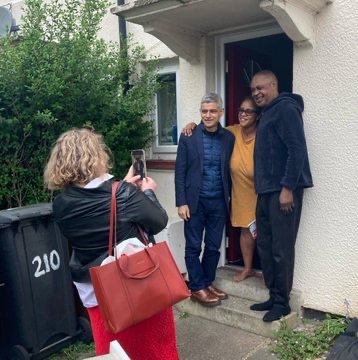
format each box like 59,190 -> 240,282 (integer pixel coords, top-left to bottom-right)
181,122 -> 197,137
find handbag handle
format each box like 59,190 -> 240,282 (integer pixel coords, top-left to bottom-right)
118,248 -> 159,279
137,225 -> 149,246
108,181 -> 120,256
108,181 -> 150,256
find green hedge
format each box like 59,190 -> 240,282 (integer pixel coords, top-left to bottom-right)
0,0 -> 159,209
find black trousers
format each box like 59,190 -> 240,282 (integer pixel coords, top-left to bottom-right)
256,189 -> 304,307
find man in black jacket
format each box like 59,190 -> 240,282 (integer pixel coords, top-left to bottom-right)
249,70 -> 313,322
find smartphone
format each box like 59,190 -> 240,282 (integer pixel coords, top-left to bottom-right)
131,149 -> 147,179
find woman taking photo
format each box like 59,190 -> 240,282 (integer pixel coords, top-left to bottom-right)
44,127 -> 179,359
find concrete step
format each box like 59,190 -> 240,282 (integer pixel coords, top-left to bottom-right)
215,266 -> 302,314
174,266 -> 302,338
175,294 -> 298,338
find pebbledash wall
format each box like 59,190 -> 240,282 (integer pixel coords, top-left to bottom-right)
3,0 -> 357,317
291,0 -> 358,317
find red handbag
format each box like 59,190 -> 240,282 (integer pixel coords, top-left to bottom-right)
89,181 -> 190,333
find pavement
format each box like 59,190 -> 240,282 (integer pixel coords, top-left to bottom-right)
174,308 -> 279,360
87,310 -> 281,360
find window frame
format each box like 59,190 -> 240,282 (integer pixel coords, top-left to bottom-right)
152,61 -> 180,154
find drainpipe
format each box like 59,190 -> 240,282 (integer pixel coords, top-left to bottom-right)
117,0 -> 127,47
117,0 -> 129,93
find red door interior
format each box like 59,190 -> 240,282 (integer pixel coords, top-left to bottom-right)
224,33 -> 293,268
226,43 -> 271,125
225,42 -> 270,266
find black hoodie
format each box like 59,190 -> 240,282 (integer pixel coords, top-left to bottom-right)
254,92 -> 313,194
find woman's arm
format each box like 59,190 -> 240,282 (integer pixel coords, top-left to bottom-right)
118,180 -> 168,235
181,122 -> 197,136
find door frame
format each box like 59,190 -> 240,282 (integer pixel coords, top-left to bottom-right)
214,25 -> 283,268
215,25 -> 283,127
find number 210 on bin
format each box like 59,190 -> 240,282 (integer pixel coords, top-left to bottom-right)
32,250 -> 61,278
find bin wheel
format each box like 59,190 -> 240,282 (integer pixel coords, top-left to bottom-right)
77,316 -> 93,343
8,345 -> 30,360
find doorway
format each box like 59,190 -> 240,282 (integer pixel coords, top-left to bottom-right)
224,33 -> 293,269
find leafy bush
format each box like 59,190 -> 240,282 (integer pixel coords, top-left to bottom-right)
0,0 -> 159,209
272,315 -> 350,360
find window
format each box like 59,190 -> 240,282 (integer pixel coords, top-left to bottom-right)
153,62 -> 179,152
157,73 -> 177,146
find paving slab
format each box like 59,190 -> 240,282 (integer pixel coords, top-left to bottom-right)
175,310 -> 279,360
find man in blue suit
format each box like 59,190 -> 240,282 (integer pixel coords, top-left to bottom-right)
175,93 -> 235,307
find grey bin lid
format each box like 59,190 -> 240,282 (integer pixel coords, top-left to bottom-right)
0,203 -> 53,228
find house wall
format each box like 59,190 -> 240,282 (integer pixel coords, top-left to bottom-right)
292,0 -> 358,317
0,0 -> 22,23
147,0 -> 358,317
0,0 -> 119,42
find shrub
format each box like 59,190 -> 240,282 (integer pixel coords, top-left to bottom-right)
0,0 -> 159,208
272,315 -> 350,360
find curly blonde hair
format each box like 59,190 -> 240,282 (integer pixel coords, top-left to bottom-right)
44,128 -> 112,190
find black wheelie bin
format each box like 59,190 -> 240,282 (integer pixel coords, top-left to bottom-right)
0,203 -> 92,360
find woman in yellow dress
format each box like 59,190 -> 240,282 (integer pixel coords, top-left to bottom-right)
227,97 -> 259,281
183,96 -> 260,282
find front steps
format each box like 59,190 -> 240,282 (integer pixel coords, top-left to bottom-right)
175,266 -> 301,338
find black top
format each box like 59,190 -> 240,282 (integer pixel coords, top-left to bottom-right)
53,179 -> 168,282
254,92 -> 313,194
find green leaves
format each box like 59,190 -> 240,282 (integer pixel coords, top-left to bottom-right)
0,0 -> 159,208
48,341 -> 95,359
272,315 -> 350,360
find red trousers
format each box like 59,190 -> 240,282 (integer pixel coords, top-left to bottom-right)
87,306 -> 179,359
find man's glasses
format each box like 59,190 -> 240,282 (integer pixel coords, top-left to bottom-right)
238,108 -> 257,115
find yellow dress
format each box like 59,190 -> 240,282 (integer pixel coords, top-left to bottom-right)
227,125 -> 257,228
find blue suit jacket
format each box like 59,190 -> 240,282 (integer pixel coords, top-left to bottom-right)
175,122 -> 235,214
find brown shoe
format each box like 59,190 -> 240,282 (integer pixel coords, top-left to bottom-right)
207,284 -> 228,300
190,288 -> 221,307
